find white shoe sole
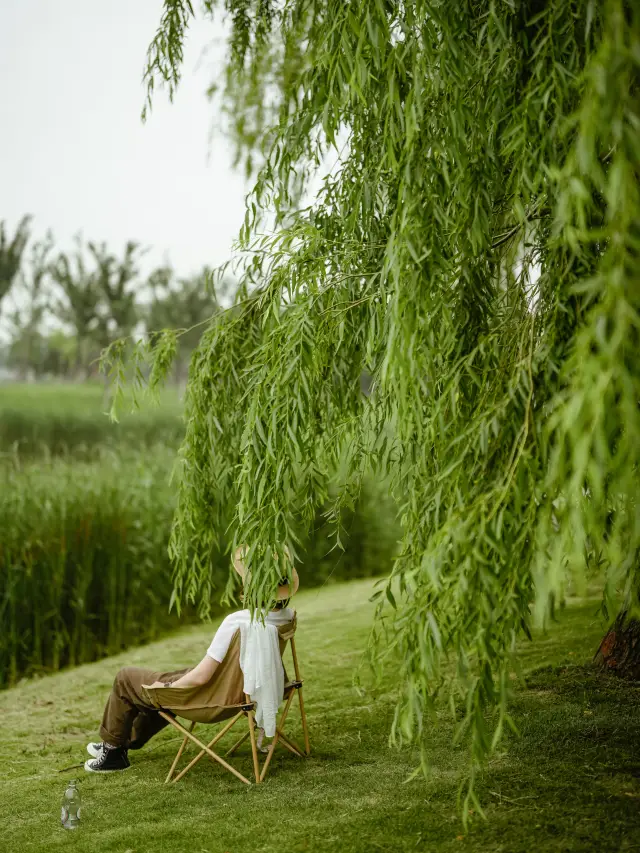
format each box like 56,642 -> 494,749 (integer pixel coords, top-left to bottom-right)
86,744 -> 101,759
84,758 -> 130,773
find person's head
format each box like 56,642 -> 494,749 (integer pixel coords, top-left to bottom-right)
232,543 -> 299,608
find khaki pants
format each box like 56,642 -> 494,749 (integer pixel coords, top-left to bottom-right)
99,666 -> 189,748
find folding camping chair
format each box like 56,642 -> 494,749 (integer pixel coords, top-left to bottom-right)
157,616 -> 310,785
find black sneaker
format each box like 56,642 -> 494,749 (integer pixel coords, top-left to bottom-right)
87,740 -> 143,758
86,742 -> 102,759
84,744 -> 130,773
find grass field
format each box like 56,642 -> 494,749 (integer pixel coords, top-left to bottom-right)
0,381 -> 182,414
0,381 -> 184,455
3,578 -> 640,853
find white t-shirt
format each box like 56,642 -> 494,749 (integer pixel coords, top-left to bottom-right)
206,607 -> 295,663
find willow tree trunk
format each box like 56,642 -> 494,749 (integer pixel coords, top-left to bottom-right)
594,614 -> 640,680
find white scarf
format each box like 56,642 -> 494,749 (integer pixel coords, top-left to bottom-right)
239,619 -> 284,738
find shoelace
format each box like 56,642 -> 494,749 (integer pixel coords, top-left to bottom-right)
93,744 -> 111,766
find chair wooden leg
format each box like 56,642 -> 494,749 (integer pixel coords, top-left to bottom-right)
165,720 -> 195,783
225,730 -> 250,757
159,711 -> 251,785
290,638 -> 311,756
259,690 -> 295,782
246,708 -> 262,784
276,730 -> 305,758
170,712 -> 245,784
297,687 -> 311,756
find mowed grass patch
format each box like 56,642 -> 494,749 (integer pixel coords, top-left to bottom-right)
2,578 -> 639,853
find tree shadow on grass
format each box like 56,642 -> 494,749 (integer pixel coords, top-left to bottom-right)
462,665 -> 640,852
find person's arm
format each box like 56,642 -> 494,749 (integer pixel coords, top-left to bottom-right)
142,615 -> 240,689
142,655 -> 219,690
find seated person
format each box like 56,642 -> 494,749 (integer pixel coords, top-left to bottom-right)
84,545 -> 298,773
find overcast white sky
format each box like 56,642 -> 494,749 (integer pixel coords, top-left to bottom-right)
0,0 -> 247,279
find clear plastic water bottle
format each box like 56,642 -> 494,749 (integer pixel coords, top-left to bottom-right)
61,780 -> 81,830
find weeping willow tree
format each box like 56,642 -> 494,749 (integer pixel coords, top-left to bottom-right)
110,0 -> 640,809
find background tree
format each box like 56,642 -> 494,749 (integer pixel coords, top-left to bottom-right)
146,265 -> 225,383
39,329 -> 78,378
6,232 -> 54,380
89,240 -> 143,341
0,217 -> 232,381
0,216 -> 31,310
50,236 -> 107,379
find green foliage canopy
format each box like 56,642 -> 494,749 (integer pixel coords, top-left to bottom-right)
137,0 -> 640,805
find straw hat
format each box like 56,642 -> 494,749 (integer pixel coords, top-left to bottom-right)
232,544 -> 300,600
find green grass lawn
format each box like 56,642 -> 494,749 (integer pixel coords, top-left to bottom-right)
3,578 -> 639,852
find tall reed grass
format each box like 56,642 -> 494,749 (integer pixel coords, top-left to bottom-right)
0,449 -> 183,687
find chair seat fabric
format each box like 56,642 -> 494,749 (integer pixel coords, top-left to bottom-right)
144,617 -> 296,725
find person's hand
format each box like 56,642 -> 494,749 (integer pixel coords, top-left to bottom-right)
142,680 -> 168,689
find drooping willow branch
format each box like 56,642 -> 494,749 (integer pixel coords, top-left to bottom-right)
121,0 -> 640,818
